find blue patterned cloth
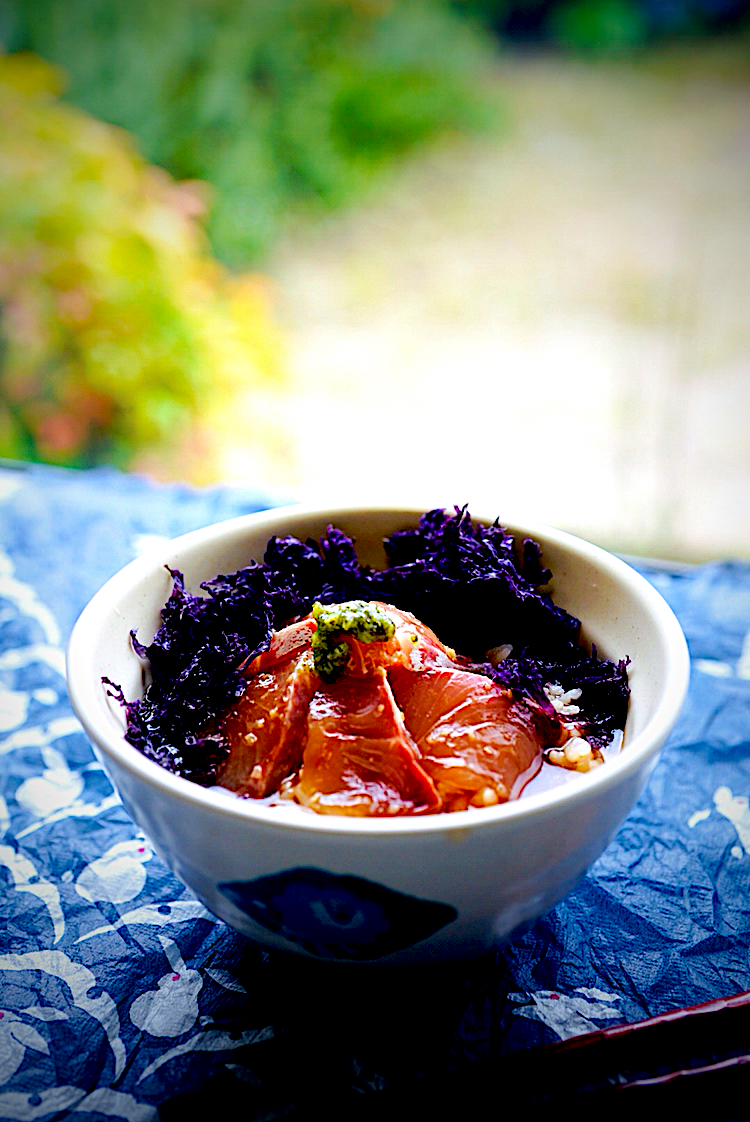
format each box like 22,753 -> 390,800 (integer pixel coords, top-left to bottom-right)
1,463 -> 749,1118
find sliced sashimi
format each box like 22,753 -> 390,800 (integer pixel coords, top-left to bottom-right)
218,599 -> 551,815
338,602 -> 456,676
389,665 -> 547,811
243,616 -> 318,674
247,601 -> 456,682
217,649 -> 317,797
294,666 -> 441,817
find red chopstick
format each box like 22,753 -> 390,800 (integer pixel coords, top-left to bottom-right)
552,989 -> 750,1053
526,989 -> 750,1102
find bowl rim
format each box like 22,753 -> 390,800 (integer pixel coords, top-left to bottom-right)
66,502 -> 691,837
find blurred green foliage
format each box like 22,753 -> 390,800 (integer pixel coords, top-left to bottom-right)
453,0 -> 750,50
0,54 -> 281,472
3,0 -> 496,266
549,0 -> 649,49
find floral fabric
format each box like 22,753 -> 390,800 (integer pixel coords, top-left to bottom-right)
1,464 -> 749,1117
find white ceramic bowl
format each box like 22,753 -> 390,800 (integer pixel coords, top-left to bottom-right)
67,504 -> 690,964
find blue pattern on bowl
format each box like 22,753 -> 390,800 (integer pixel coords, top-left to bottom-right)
219,867 -> 457,960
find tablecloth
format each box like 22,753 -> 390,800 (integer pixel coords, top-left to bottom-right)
1,463 -> 749,1119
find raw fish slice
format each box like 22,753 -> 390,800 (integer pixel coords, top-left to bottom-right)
217,649 -> 317,797
342,602 -> 456,676
389,665 -> 546,811
295,667 -> 441,817
243,617 -> 318,674
248,602 -> 455,678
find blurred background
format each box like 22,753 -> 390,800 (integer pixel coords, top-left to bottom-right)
1,0 -> 749,561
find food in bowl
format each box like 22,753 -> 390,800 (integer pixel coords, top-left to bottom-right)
68,503 -> 690,962
106,507 -> 630,817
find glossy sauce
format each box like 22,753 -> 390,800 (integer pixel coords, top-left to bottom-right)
514,728 -> 624,799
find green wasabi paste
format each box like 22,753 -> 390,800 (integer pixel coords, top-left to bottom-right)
312,600 -> 396,682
